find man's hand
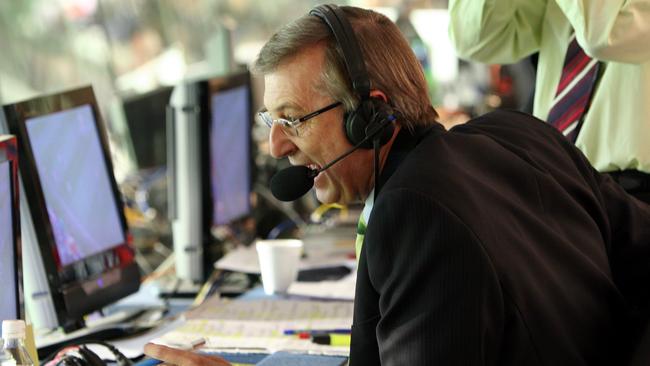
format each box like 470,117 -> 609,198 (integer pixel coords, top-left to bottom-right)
143,343 -> 231,366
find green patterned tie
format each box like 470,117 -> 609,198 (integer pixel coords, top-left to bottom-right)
355,214 -> 367,261
356,191 -> 374,262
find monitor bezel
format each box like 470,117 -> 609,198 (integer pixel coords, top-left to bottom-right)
3,86 -> 139,329
201,70 -> 254,230
0,135 -> 24,321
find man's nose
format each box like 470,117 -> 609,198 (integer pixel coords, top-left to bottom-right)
268,124 -> 297,158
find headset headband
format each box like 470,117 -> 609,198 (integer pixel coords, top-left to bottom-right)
310,4 -> 370,100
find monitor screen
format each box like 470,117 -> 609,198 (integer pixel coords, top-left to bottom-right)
209,84 -> 251,226
0,159 -> 17,321
123,87 -> 172,170
25,105 -> 125,266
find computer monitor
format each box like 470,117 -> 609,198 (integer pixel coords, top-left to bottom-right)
121,87 -> 173,170
170,71 -> 253,282
0,135 -> 23,325
206,76 -> 252,226
3,86 -> 139,332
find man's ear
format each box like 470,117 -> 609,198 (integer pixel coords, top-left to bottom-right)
369,90 -> 388,103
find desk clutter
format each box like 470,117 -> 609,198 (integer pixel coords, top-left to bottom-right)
136,233 -> 357,365
71,231 -> 357,365
153,296 -> 353,357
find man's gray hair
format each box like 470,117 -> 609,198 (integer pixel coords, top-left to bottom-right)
252,6 -> 438,130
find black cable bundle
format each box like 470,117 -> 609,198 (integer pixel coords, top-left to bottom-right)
43,340 -> 133,366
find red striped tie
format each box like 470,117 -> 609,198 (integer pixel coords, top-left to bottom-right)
547,34 -> 600,142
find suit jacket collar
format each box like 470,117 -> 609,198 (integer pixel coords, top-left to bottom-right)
377,123 -> 444,197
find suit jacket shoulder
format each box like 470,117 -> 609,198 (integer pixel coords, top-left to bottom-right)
351,110 -> 650,365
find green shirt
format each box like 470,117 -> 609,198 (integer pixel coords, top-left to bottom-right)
449,0 -> 650,173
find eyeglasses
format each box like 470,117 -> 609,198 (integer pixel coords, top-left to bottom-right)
258,101 -> 342,136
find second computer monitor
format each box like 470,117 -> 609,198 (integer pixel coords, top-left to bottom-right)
208,76 -> 251,226
170,71 -> 253,282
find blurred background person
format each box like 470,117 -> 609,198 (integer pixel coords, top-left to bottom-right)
449,0 -> 650,204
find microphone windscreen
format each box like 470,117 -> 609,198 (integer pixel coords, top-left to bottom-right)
270,165 -> 315,202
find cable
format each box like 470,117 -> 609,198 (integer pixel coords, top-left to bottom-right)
77,346 -> 104,366
43,340 -> 133,366
84,341 -> 133,366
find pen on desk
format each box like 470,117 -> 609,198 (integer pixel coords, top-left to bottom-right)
311,333 -> 351,347
283,328 -> 351,335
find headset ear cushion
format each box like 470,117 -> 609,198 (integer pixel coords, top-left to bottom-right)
344,106 -> 370,147
345,98 -> 395,148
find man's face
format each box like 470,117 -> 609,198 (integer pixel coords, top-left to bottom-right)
264,45 -> 374,204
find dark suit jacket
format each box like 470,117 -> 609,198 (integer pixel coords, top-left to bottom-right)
350,110 -> 650,365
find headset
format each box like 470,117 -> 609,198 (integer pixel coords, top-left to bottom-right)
309,4 -> 395,149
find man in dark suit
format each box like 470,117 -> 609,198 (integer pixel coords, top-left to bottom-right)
145,5 -> 650,366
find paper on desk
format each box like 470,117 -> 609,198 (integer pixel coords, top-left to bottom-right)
184,296 -> 353,323
214,245 -> 261,273
287,270 -> 356,301
155,298 -> 353,355
214,245 -> 355,274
